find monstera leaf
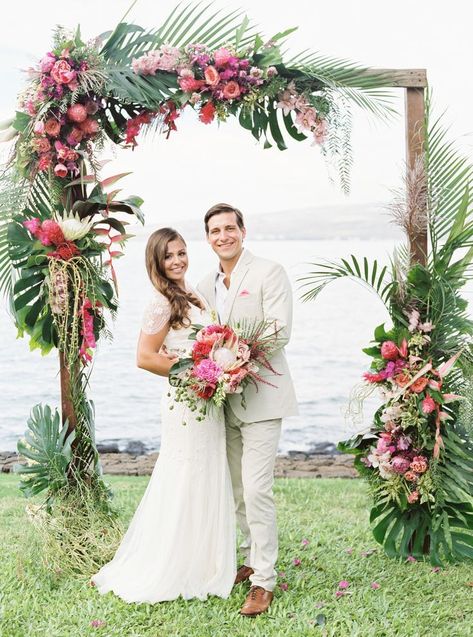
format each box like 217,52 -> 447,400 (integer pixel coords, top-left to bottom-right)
15,404 -> 76,499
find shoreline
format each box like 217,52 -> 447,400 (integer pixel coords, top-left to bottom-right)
0,449 -> 357,479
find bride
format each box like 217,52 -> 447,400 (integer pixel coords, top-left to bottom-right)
91,227 -> 236,602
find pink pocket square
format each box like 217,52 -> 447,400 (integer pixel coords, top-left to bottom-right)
238,289 -> 250,297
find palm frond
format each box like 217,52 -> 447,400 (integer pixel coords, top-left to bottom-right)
299,254 -> 393,305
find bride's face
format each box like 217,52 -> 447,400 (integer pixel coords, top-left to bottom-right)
163,239 -> 188,284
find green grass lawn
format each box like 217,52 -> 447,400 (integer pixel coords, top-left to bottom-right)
1,474 -> 472,637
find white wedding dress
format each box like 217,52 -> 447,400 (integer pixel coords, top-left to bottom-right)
92,289 -> 236,602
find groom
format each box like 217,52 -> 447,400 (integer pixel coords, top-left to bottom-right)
198,203 -> 298,616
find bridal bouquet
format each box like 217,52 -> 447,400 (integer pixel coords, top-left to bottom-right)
169,321 -> 281,418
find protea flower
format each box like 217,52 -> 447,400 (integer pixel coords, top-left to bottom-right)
56,212 -> 94,241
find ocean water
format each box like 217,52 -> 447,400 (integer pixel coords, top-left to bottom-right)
1,237 -> 403,453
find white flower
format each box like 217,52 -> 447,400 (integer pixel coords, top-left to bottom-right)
56,212 -> 94,241
213,347 -> 237,371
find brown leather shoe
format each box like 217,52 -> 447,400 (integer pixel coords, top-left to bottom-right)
240,586 -> 274,616
234,564 -> 254,585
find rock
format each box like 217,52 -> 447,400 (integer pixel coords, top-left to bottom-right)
287,451 -> 309,460
96,442 -> 120,454
124,440 -> 148,455
308,442 -> 340,455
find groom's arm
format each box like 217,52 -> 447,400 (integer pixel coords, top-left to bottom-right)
261,262 -> 293,352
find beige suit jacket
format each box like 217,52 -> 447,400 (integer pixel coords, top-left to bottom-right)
198,250 -> 299,422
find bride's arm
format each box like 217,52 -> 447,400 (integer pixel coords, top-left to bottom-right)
136,325 -> 178,377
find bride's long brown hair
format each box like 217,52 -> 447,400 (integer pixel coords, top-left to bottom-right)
145,228 -> 204,329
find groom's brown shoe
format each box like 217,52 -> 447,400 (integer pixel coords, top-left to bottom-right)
240,586 -> 273,616
234,565 -> 254,585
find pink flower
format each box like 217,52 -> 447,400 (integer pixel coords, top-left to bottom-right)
381,340 -> 399,360
407,491 -> 420,504
199,101 -> 216,124
397,434 -> 411,451
411,377 -> 429,393
179,77 -> 205,93
39,220 -> 65,246
214,47 -> 232,66
51,59 -> 76,84
404,471 -> 418,482
54,164 -> 68,178
79,118 -> 100,136
422,395 -> 436,414
193,359 -> 223,383
44,118 -> 61,137
204,65 -> 220,86
371,581 -> 381,590
312,119 -> 328,145
267,66 -> 278,77
40,53 -> 56,73
33,121 -> 45,135
391,455 -> 411,474
67,104 -> 88,123
301,538 -> 310,547
292,558 -> 302,566
295,107 -> 317,132
279,582 -> 289,591
23,218 -> 41,236
38,154 -> 52,171
410,456 -> 428,474
90,619 -> 106,629
406,555 -> 417,563
66,127 -> 84,146
338,580 -> 349,589
222,81 -> 241,100
31,137 -> 51,154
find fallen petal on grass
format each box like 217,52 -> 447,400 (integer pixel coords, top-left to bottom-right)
292,558 -> 302,566
371,581 -> 381,590
90,620 -> 107,629
338,580 -> 350,589
279,582 -> 289,591
432,567 -> 441,573
345,548 -> 353,555
406,555 -> 417,563
335,590 -> 347,599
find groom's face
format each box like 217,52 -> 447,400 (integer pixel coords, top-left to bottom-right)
206,212 -> 246,262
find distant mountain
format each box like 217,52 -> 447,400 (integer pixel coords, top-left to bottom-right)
179,203 -> 403,241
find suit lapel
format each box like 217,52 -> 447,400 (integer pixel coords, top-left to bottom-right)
222,251 -> 253,324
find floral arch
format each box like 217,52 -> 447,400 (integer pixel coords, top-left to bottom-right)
1,4 -> 473,567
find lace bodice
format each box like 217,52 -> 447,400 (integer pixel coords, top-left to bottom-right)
141,287 -> 211,358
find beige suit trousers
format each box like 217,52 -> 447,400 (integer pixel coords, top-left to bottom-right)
225,405 -> 281,592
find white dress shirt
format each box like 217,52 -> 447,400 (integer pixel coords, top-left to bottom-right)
215,249 -> 245,322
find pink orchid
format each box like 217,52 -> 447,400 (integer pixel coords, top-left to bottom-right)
437,350 -> 462,378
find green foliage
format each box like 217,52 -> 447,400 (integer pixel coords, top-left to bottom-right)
14,404 -> 75,500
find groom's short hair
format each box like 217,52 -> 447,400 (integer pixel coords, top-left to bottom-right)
204,203 -> 245,234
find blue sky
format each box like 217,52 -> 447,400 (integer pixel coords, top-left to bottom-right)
0,0 -> 471,226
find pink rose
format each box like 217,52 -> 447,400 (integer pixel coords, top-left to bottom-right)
204,65 -> 220,87
222,81 -> 241,100
37,154 -> 52,171
40,53 -> 56,73
421,395 -> 436,414
54,163 -> 68,178
411,377 -> 429,393
214,48 -> 232,66
31,137 -> 51,154
381,340 -> 399,361
51,59 -> 75,84
391,455 -> 411,474
267,66 -> 278,78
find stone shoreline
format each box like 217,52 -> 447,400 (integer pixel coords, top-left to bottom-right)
0,450 -> 357,479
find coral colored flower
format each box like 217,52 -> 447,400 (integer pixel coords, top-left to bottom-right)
79,118 -> 100,136
192,340 -> 213,362
404,471 -> 418,482
381,340 -> 399,360
199,101 -> 216,124
51,59 -> 75,84
214,47 -> 232,66
38,154 -> 52,171
179,77 -> 205,92
222,81 -> 241,100
371,581 -> 381,589
363,371 -> 385,383
44,118 -> 61,137
54,163 -> 68,178
422,395 -> 436,414
338,580 -> 350,589
411,377 -> 429,393
394,373 -> 411,388
67,103 -> 87,123
204,65 -> 220,86
31,137 -> 51,154
293,558 -> 302,566
410,456 -> 428,474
